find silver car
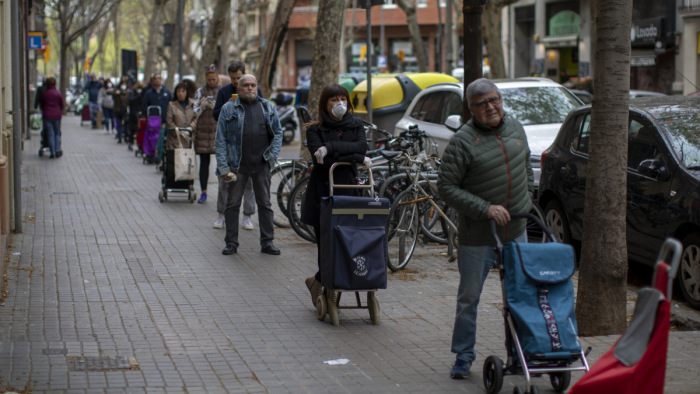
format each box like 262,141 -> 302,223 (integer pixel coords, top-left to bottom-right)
393,78 -> 583,186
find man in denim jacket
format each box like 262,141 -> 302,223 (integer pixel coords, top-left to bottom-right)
215,74 -> 283,256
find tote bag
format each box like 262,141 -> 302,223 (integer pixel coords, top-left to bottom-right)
174,128 -> 198,181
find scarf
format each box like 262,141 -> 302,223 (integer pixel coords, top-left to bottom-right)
319,112 -> 363,134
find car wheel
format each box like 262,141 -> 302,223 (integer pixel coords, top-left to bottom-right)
543,200 -> 572,244
679,232 -> 700,310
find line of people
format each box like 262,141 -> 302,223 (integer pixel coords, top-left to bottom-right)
88,61 -> 282,255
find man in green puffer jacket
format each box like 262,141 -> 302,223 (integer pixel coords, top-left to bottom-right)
437,78 -> 534,380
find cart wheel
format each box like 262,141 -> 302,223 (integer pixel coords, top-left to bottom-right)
163,189 -> 168,201
367,291 -> 380,325
326,290 -> 339,326
513,387 -> 524,394
483,355 -> 504,394
158,191 -> 164,203
316,294 -> 327,321
529,386 -> 539,394
549,371 -> 570,393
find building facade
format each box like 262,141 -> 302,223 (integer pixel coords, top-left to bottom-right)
507,0 -> 691,95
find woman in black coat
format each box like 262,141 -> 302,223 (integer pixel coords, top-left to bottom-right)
126,81 -> 145,150
301,84 -> 370,307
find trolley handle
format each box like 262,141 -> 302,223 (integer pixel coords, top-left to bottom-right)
329,162 -> 374,197
652,238 -> 682,300
146,105 -> 162,117
489,212 -> 558,248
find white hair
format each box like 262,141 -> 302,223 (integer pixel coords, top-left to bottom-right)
238,74 -> 257,88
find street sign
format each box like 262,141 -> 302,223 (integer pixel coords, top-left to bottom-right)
28,32 -> 43,50
377,55 -> 387,68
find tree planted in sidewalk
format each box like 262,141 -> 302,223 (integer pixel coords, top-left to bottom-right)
575,0 -> 632,336
299,0 -> 347,161
46,0 -> 121,98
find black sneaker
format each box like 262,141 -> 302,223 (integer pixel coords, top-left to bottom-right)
450,359 -> 471,379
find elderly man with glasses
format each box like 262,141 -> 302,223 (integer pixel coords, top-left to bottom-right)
437,78 -> 534,379
215,74 -> 283,256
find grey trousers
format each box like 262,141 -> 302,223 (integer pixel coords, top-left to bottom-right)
217,177 -> 255,216
223,167 -> 274,248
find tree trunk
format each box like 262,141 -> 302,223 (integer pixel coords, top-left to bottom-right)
482,0 -> 517,79
199,0 -> 231,72
301,0 -> 345,161
397,0 -> 427,72
576,0 -> 633,336
165,0 -> 183,91
258,0 -> 298,98
113,4 -> 120,75
144,0 -> 170,81
52,0 -> 117,99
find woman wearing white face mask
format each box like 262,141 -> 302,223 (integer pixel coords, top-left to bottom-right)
301,84 -> 372,308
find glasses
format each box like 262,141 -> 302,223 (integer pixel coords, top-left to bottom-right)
205,65 -> 217,72
472,96 -> 501,110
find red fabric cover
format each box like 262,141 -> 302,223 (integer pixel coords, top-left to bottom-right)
569,262 -> 670,394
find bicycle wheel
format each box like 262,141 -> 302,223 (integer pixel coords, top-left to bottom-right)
270,160 -> 307,228
387,188 -> 420,271
418,180 -> 450,244
287,175 -> 316,243
378,172 -> 411,203
527,203 -> 547,243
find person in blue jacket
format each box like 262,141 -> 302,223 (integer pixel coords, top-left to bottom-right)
215,74 -> 283,256
83,74 -> 103,129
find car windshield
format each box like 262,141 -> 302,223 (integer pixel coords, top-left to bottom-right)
646,104 -> 700,170
500,87 -> 580,126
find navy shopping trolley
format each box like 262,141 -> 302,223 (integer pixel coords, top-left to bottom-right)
317,162 -> 389,326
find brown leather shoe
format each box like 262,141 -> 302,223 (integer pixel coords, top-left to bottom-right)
305,277 -> 322,307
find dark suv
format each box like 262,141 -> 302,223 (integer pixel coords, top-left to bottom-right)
538,96 -> 700,309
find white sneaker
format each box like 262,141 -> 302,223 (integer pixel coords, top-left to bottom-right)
213,214 -> 225,229
242,215 -> 254,230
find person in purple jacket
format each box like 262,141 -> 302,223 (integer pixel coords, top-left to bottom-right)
39,77 -> 64,158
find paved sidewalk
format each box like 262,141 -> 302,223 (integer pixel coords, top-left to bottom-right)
0,115 -> 698,393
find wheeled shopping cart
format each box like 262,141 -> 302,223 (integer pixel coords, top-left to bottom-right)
317,162 -> 389,326
569,238 -> 682,394
143,106 -> 161,164
158,127 -> 196,203
484,212 -> 590,394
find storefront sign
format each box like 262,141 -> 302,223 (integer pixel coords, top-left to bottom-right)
630,56 -> 656,67
631,18 -> 663,46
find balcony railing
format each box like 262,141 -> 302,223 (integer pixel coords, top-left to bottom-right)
679,0 -> 700,11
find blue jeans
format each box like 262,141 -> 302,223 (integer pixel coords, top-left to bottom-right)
43,118 -> 62,155
115,114 -> 125,140
451,231 -> 527,362
102,107 -> 114,131
89,102 -> 99,128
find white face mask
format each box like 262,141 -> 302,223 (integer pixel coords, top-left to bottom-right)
331,101 -> 347,118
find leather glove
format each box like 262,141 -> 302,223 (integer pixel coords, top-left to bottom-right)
314,146 -> 328,164
362,156 -> 372,169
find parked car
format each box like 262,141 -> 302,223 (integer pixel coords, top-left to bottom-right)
570,89 -> 593,104
351,72 -> 458,133
393,78 -> 583,187
537,96 -> 700,309
629,89 -> 666,98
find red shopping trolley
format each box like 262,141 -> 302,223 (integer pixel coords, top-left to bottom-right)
569,238 -> 682,394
